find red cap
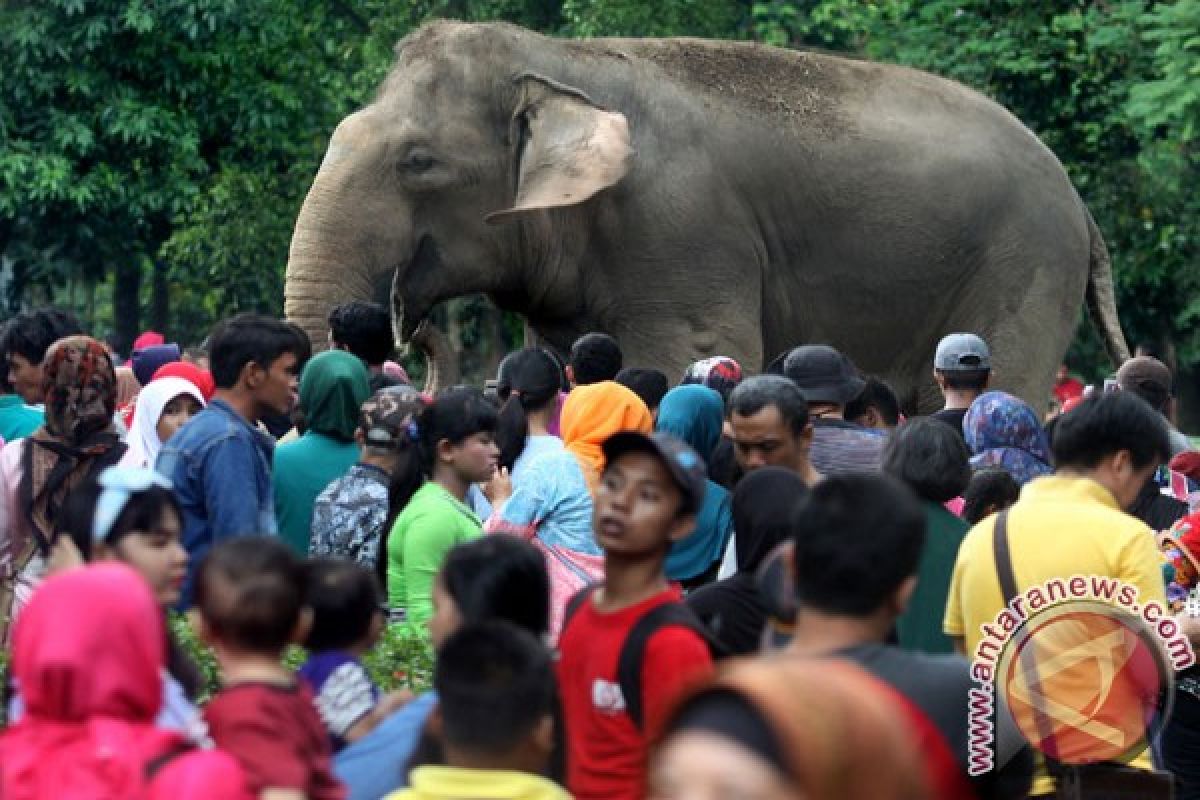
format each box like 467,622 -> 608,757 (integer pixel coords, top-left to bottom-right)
132,331 -> 165,351
152,361 -> 215,401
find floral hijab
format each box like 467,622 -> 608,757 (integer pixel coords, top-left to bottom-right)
19,336 -> 125,552
964,390 -> 1053,485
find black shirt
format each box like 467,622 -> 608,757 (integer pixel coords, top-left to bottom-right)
930,408 -> 969,442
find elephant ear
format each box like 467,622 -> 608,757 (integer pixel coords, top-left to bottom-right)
485,73 -> 632,224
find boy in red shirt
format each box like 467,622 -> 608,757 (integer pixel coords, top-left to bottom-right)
197,537 -> 346,800
557,431 -> 715,800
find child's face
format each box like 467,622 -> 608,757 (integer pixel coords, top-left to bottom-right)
156,393 -> 202,444
97,506 -> 188,607
443,430 -> 499,485
594,451 -> 693,558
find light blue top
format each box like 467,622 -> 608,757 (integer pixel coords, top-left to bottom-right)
334,690 -> 438,800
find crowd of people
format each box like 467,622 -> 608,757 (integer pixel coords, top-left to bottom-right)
0,301 -> 1197,799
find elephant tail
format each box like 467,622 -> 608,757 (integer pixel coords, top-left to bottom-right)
1084,207 -> 1131,367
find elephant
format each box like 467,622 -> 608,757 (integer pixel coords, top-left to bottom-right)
285,20 -> 1128,412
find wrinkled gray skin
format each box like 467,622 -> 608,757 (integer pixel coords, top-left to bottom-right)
285,20 -> 1127,410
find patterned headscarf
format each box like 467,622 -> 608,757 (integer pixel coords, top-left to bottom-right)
20,336 -> 125,552
964,390 -> 1053,485
681,356 -> 743,403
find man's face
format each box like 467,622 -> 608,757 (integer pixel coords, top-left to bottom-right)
7,353 -> 43,404
252,352 -> 300,417
594,450 -> 692,557
730,405 -> 807,473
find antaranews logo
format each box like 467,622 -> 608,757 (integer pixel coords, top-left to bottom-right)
967,575 -> 1195,776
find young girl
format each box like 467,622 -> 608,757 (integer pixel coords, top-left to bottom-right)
122,376 -> 205,469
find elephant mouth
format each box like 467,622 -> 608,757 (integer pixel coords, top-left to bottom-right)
393,234 -> 441,345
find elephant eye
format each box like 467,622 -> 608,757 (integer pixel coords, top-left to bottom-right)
401,150 -> 436,173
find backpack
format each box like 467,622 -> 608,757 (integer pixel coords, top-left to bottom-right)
560,585 -> 725,731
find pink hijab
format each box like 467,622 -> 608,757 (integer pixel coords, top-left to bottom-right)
0,564 -> 248,799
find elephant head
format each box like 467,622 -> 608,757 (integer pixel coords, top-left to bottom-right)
284,21 -> 634,386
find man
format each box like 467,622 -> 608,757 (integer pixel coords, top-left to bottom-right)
727,375 -> 818,485
782,344 -> 884,474
566,332 -> 622,387
931,332 -> 991,441
158,313 -> 310,605
1116,354 -> 1192,456
1,308 -> 83,405
615,367 -> 669,419
1052,363 -> 1084,406
944,391 -> 1170,796
0,321 -> 44,442
788,474 -> 1032,799
844,376 -> 901,431
328,301 -> 396,391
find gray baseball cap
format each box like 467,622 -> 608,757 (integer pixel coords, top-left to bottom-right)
934,333 -> 991,372
601,431 -> 707,515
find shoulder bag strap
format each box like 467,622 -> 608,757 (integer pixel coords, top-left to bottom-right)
991,510 -> 1019,606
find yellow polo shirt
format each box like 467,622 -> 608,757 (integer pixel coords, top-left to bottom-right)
387,767 -> 573,800
944,475 -> 1167,795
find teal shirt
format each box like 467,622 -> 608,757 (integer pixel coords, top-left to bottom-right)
386,482 -> 482,628
895,501 -> 970,654
0,395 -> 43,443
273,432 -> 360,555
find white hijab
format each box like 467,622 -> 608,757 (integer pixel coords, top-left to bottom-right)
121,376 -> 206,469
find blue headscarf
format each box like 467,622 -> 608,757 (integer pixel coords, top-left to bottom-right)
964,391 -> 1053,486
657,386 -> 734,581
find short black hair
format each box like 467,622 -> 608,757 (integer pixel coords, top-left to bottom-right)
303,559 -> 381,652
0,307 -> 84,365
883,417 -> 971,503
962,468 -> 1021,526
728,375 -> 809,434
937,368 -> 990,391
419,387 -> 498,472
1051,392 -> 1170,471
615,368 -> 669,412
328,301 -> 393,366
569,332 -> 622,385
196,536 -> 306,655
208,313 -> 311,390
844,377 -> 901,426
441,536 -> 550,637
434,621 -> 555,756
792,474 -> 925,616
0,321 -> 13,393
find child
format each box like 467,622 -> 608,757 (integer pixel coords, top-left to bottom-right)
388,622 -> 568,800
197,537 -> 346,800
299,559 -> 410,751
122,376 -> 206,468
556,431 -> 716,800
1160,512 -> 1200,612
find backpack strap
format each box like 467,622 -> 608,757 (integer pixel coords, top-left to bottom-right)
144,740 -> 196,781
991,511 -> 1018,606
561,584 -> 599,634
616,602 -> 725,731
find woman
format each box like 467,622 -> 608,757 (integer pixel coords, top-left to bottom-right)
487,381 -> 652,637
964,390 -> 1053,485
336,535 -> 550,800
882,418 -> 972,655
686,467 -> 807,655
121,376 -> 206,469
0,336 -> 126,644
0,564 -> 248,798
649,657 -> 928,800
492,348 -> 565,479
656,385 -> 735,586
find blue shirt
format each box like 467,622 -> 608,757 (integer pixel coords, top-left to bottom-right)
157,398 -> 277,606
0,395 -> 43,443
334,690 -> 438,800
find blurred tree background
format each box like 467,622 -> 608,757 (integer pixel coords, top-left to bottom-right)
2,0 -> 1199,418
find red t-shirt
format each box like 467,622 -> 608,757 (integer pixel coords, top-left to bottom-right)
556,586 -> 714,800
1054,376 -> 1085,404
204,681 -> 346,800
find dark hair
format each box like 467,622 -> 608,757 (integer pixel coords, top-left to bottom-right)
792,474 -> 926,616
207,313 -> 311,390
434,621 -> 555,756
494,349 -> 563,471
328,301 -> 393,366
937,368 -> 990,391
59,479 -> 182,562
1051,392 -> 1170,471
569,332 -> 622,385
728,375 -> 810,434
882,418 -> 971,503
195,536 -> 306,654
962,468 -> 1021,526
418,387 -> 498,474
182,346 -> 209,364
616,368 -> 669,413
844,377 -> 901,427
0,321 -> 12,393
0,308 -> 84,365
303,559 -> 381,651
441,536 -> 550,636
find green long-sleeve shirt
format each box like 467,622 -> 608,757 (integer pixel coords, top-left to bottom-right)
386,481 -> 482,629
